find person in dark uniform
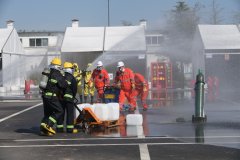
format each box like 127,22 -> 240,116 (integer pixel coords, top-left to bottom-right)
57,62 -> 78,133
40,57 -> 67,136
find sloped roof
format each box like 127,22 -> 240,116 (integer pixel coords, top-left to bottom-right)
0,28 -> 12,51
0,28 -> 24,54
198,25 -> 240,52
104,26 -> 146,51
61,27 -> 104,52
61,25 -> 146,52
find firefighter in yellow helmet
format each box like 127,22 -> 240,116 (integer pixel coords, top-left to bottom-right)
40,57 -> 67,136
57,62 -> 78,133
72,63 -> 83,103
83,63 -> 95,104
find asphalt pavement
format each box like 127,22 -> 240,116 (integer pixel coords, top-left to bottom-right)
0,89 -> 239,160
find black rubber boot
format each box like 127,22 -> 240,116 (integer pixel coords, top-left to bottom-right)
84,96 -> 87,103
90,96 -> 94,104
79,95 -> 83,104
56,127 -> 64,133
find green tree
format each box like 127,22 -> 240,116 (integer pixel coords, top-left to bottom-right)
121,20 -> 133,26
164,1 -> 203,88
167,1 -> 201,39
210,0 -> 223,24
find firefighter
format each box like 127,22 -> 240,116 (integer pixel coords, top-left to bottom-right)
114,61 -> 136,111
213,76 -> 219,98
73,63 -> 83,103
57,62 -> 78,133
134,73 -> 149,111
207,76 -> 214,101
91,61 -> 110,103
83,63 -> 95,104
40,57 -> 67,136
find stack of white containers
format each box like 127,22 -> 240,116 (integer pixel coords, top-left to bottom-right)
76,103 -> 120,121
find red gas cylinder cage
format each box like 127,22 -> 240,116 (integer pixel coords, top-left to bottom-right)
150,62 -> 172,100
24,80 -> 34,94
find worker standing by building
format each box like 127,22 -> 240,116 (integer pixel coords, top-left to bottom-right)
92,61 -> 110,103
82,63 -> 95,104
73,63 -> 83,103
40,57 -> 67,136
114,61 -> 136,111
57,62 -> 78,133
134,73 -> 149,111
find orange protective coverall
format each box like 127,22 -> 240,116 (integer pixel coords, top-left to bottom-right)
134,73 -> 149,109
114,68 -> 136,110
92,68 -> 110,101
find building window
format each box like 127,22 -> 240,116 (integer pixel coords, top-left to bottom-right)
30,39 -> 35,46
146,37 -> 151,44
42,38 -> 48,46
152,36 -> 158,44
146,35 -> 164,45
29,38 -> 48,47
36,39 -> 42,46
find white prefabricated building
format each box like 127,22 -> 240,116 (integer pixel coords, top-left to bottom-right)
61,20 -> 146,75
0,21 -> 25,91
192,24 -> 240,91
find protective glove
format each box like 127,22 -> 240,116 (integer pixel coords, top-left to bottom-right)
143,85 -> 147,92
131,83 -> 135,90
104,84 -> 109,89
88,80 -> 93,87
114,82 -> 121,89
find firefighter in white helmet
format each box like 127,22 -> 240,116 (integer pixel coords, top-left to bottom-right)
91,61 -> 110,103
114,61 -> 136,111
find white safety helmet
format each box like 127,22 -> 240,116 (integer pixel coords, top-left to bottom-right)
117,61 -> 124,68
97,61 -> 103,67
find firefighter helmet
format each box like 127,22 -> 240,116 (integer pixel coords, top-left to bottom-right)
63,62 -> 73,69
51,57 -> 61,66
73,63 -> 79,69
87,63 -> 92,67
97,61 -> 103,67
117,61 -> 124,68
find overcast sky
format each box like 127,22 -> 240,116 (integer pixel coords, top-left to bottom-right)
0,0 -> 239,31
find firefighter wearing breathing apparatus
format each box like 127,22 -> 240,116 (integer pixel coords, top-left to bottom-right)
114,61 -> 136,111
56,62 -> 78,133
73,63 -> 83,103
40,57 -> 67,136
92,61 -> 110,103
82,63 -> 95,104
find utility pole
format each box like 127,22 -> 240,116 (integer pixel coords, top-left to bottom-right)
108,0 -> 110,26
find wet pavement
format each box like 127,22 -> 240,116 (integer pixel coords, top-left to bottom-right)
0,88 -> 41,101
0,89 -> 239,159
